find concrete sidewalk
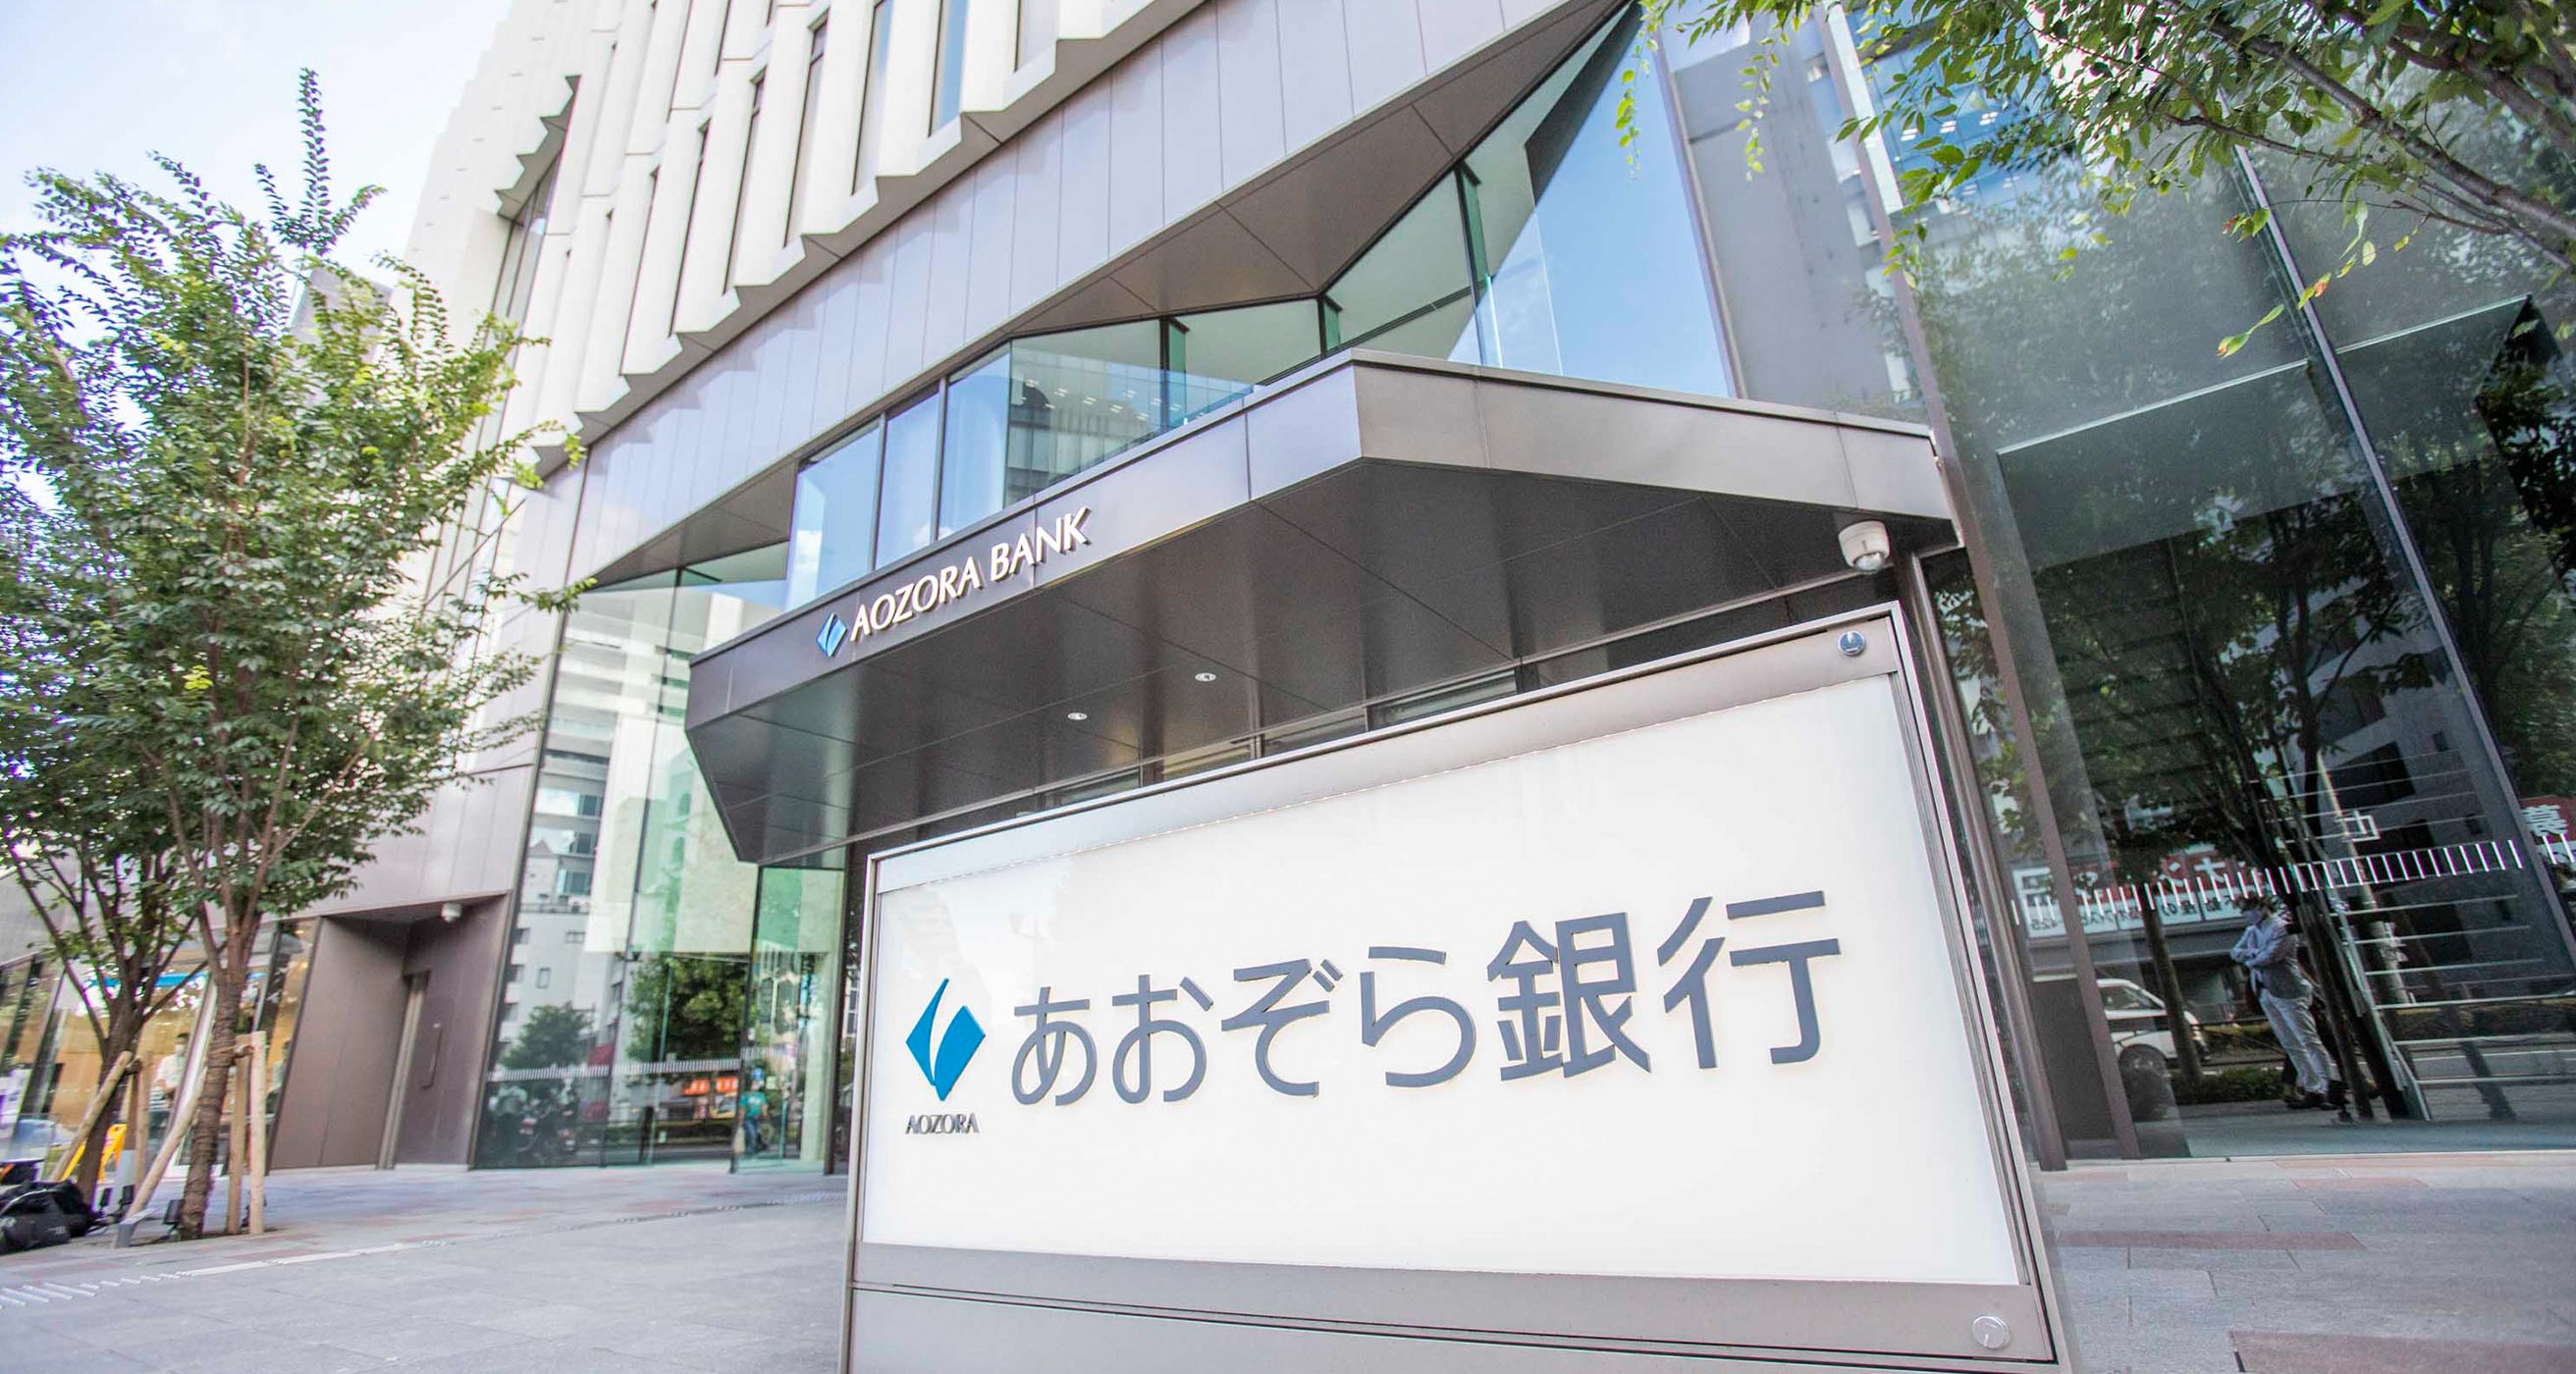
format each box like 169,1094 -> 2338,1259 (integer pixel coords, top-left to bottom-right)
1,1151 -> 2570,1372
2045,1151 -> 2576,1373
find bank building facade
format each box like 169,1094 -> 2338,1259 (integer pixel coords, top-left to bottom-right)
4,0 -> 2573,1358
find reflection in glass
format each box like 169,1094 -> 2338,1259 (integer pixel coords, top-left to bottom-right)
1456,11 -> 1729,396
1898,109 -> 2576,1141
786,423 -> 882,606
932,0 -> 971,131
740,867 -> 846,1170
476,549 -> 790,1168
1002,322 -> 1164,499
479,578 -> 673,1168
1669,16 -> 1915,414
1169,301 -> 1321,423
938,348 -> 1011,538
875,392 -> 944,568
2260,136 -> 2576,1118
1323,178 -> 1475,356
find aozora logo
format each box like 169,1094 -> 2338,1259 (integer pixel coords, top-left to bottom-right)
905,978 -> 986,1102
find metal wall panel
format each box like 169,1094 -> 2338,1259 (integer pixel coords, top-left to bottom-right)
962,158 -> 1024,340
1275,0 -> 1356,151
1056,84 -> 1117,281
1419,0 -> 1509,69
1103,56 -> 1166,255
882,215 -> 939,383
1212,0 -> 1286,187
1156,9 -> 1226,223
1342,0 -> 1430,111
922,184 -> 981,363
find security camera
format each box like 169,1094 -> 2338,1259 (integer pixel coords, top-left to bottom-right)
438,901 -> 465,925
1838,519 -> 1893,573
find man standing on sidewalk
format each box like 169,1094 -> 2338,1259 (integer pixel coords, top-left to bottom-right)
2230,901 -> 2342,1111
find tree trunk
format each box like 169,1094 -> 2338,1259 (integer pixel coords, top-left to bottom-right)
70,1022 -> 139,1202
174,960 -> 244,1240
2135,890 -> 2207,1084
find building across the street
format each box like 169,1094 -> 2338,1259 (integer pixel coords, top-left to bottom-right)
5,0 -> 2572,1209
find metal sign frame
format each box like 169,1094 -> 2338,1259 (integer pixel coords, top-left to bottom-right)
840,606 -> 2072,1374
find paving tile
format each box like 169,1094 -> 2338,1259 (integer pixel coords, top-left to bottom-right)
2233,1329 -> 2576,1373
14,1348 -> 156,1374
391,1341 -> 707,1374
310,1316 -> 524,1361
5,1145 -> 2568,1373
104,1327 -> 391,1374
2055,1230 -> 2361,1250
2127,1246 -> 2303,1271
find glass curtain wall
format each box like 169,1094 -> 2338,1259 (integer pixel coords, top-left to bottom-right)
778,11 -> 1731,613
739,866 -> 846,1170
0,925 -> 306,1180
1661,10 -> 2576,1152
2257,132 -> 2576,1119
476,547 -> 791,1166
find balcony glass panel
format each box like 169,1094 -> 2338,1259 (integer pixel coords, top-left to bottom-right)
1169,301 -> 1323,423
1004,322 -> 1163,501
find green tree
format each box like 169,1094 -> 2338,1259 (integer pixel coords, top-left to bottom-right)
622,955 -> 749,1065
499,1003 -> 597,1073
0,76 -> 566,1238
1636,0 -> 2576,301
0,495 -> 194,1198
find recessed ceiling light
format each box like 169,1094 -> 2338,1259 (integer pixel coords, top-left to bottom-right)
1065,711 -> 1090,721
1193,671 -> 1218,683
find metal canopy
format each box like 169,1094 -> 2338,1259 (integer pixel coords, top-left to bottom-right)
684,351 -> 1950,865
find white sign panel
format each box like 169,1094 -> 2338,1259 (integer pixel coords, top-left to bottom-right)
861,675 -> 2020,1289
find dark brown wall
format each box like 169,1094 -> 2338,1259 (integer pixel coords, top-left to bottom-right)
269,921 -> 406,1169
395,897 -> 509,1164
267,896 -> 508,1169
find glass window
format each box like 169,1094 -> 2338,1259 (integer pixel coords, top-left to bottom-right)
1261,707 -> 1366,755
853,0 -> 895,192
786,423 -> 882,605
1371,672 -> 1517,727
938,347 -> 1012,538
1004,322 -> 1163,496
1323,175 -> 1476,357
1454,13 -> 1730,395
740,867 -> 847,1170
478,577 -> 675,1168
932,0 -> 971,131
1168,301 -> 1322,423
874,392 -> 944,568
473,549 -> 790,1169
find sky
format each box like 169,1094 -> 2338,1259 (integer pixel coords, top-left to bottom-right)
0,0 -> 516,270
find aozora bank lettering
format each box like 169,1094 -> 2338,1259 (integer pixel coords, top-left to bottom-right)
822,506 -> 1093,656
955,888 -> 1844,1109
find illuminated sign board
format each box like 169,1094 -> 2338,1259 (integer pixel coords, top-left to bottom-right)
845,618 -> 2065,1373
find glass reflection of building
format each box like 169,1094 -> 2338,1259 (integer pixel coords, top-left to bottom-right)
0,923 -> 313,1179
1735,15 -> 2576,1148
476,545 -> 854,1169
423,3 -> 2575,1172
